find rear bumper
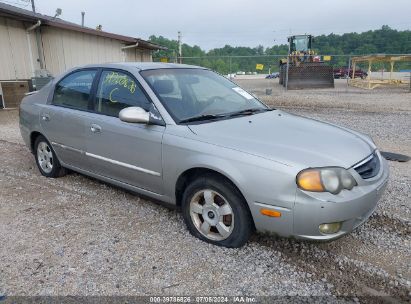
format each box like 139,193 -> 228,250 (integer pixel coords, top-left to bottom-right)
19,119 -> 31,150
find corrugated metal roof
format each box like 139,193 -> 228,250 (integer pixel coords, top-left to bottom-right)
0,2 -> 167,50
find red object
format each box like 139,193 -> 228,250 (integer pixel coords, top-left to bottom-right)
333,67 -> 367,79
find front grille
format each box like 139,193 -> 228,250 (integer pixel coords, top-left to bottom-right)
354,152 -> 380,179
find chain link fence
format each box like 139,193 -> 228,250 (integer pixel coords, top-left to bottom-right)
153,54 -> 411,93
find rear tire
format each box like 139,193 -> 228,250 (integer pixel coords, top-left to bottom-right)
181,174 -> 253,248
34,135 -> 66,178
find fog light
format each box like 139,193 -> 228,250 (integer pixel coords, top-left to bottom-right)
319,222 -> 342,234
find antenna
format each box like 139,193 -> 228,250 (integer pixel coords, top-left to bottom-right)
54,8 -> 62,18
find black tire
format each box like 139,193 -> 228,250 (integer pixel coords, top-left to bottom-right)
34,135 -> 66,178
181,174 -> 254,248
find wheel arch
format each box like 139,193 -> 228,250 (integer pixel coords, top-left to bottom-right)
30,131 -> 44,153
175,167 -> 243,206
175,167 -> 255,226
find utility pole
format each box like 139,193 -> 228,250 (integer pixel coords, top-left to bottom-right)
172,50 -> 176,63
285,36 -> 290,91
30,0 -> 36,13
30,0 -> 45,70
178,31 -> 182,64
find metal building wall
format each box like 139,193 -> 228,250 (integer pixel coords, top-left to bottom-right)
41,27 -> 122,75
125,48 -> 153,62
0,17 -> 38,80
0,16 -> 153,81
41,27 -> 153,76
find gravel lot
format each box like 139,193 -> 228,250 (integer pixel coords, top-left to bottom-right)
0,81 -> 410,301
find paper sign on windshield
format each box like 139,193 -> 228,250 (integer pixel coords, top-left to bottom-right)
232,87 -> 254,100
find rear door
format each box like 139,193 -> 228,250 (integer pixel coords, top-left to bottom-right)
82,69 -> 165,194
39,69 -> 98,168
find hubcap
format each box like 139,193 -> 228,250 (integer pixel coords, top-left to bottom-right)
189,189 -> 234,241
37,141 -> 53,174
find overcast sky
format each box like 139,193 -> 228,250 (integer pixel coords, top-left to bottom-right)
8,0 -> 411,50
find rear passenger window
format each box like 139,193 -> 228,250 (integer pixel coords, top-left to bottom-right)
96,70 -> 151,117
53,70 -> 97,110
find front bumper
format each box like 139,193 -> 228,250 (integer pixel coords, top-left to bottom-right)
250,151 -> 389,240
294,152 -> 389,240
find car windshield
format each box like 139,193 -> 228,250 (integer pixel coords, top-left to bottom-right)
140,68 -> 269,123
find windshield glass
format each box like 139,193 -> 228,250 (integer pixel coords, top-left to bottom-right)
140,68 -> 268,123
292,36 -> 309,52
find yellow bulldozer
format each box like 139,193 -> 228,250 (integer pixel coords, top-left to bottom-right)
279,35 -> 334,89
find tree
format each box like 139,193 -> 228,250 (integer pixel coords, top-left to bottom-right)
149,27 -> 411,72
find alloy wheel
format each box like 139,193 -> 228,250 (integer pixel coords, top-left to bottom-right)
189,189 -> 234,241
37,141 -> 53,174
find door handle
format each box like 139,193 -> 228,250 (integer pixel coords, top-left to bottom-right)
90,124 -> 102,133
41,114 -> 50,121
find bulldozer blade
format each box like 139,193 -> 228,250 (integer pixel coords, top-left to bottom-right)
285,65 -> 334,89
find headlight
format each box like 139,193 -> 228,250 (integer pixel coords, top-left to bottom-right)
296,167 -> 357,194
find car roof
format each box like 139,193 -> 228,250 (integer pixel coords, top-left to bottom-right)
81,62 -> 204,71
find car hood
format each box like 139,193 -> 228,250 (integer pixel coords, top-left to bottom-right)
188,110 -> 373,169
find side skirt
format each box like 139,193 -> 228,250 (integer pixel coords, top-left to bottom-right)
61,162 -> 176,209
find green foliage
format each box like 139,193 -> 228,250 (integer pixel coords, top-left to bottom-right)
149,26 -> 411,74
314,26 -> 411,55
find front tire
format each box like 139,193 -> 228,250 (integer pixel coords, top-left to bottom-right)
182,174 -> 253,248
34,135 -> 66,178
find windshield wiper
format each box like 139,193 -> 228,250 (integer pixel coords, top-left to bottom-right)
179,108 -> 272,123
179,113 -> 227,123
228,108 -> 272,117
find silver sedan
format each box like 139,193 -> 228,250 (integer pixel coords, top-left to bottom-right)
19,63 -> 389,247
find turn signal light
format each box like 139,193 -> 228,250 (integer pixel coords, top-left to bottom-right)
260,209 -> 281,217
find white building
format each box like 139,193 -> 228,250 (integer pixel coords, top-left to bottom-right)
0,2 -> 165,108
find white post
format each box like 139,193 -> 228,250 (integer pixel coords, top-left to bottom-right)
346,56 -> 351,91
178,31 -> 182,64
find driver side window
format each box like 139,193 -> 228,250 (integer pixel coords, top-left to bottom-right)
95,70 -> 152,117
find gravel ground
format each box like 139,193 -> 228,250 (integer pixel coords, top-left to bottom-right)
0,81 -> 410,301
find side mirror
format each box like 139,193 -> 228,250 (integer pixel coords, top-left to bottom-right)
119,107 -> 150,124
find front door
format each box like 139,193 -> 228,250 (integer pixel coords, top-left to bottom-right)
83,69 -> 165,194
